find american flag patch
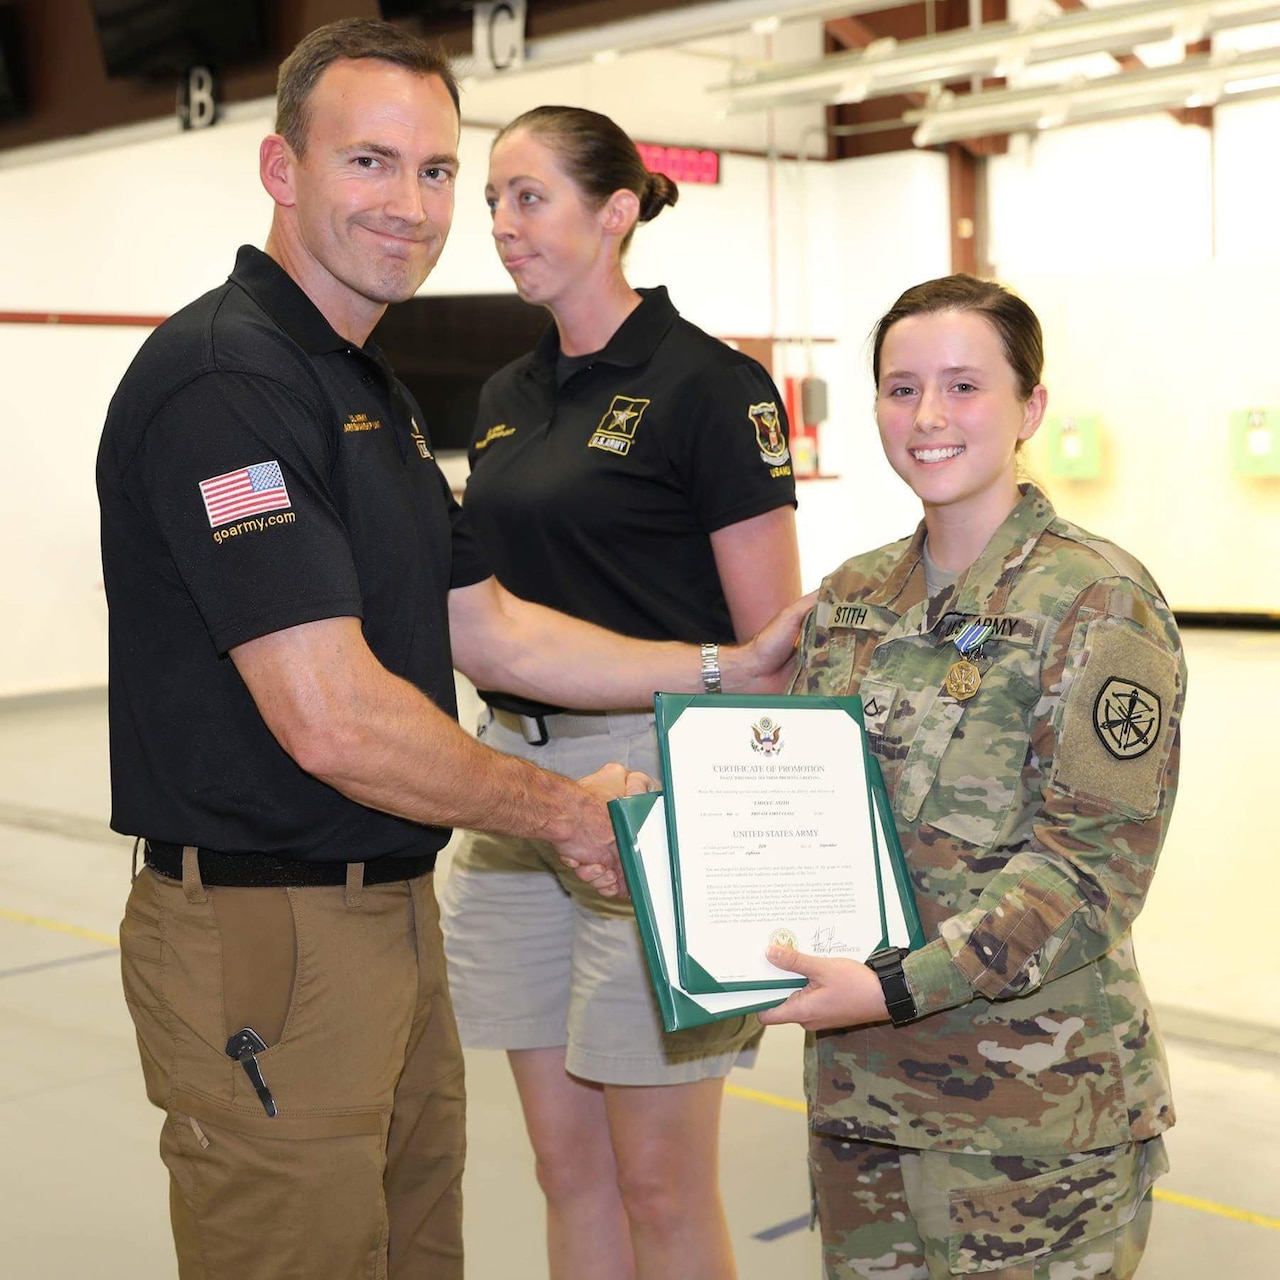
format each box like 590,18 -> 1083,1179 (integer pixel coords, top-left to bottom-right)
198,460 -> 292,528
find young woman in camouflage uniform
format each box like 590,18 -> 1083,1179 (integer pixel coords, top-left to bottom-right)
758,275 -> 1185,1279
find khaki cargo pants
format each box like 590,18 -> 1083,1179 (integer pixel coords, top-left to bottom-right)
120,854 -> 465,1279
811,1129 -> 1168,1278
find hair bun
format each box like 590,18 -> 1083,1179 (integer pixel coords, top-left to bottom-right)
639,171 -> 679,222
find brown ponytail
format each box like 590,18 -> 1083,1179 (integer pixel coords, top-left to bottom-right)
639,171 -> 679,223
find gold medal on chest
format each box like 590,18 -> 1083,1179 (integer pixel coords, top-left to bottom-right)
943,620 -> 995,700
944,658 -> 982,700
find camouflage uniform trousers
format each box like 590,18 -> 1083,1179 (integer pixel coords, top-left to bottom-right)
810,1129 -> 1168,1279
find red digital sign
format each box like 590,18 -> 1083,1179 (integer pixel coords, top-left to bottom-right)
636,142 -> 721,186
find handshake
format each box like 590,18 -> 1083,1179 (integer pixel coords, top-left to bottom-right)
468,588 -> 816,901
504,591 -> 814,901
555,763 -> 658,899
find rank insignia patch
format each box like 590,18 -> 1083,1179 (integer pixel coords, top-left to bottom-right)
749,401 -> 790,466
589,396 -> 649,456
1093,678 -> 1161,759
409,417 -> 433,460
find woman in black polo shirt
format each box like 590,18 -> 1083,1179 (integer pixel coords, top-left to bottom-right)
439,106 -> 801,1278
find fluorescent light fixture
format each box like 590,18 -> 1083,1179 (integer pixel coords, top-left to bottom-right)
907,43 -> 1280,144
835,79 -> 868,104
718,0 -> 1280,114
1224,70 -> 1280,91
1172,12 -> 1210,43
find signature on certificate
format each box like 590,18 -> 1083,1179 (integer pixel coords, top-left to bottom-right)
810,923 -> 854,956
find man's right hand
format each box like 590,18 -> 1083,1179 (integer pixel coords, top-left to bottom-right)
552,764 -> 656,898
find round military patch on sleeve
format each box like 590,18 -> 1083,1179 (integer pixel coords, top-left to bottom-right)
1051,614 -> 1180,819
1092,678 -> 1161,760
749,401 -> 790,466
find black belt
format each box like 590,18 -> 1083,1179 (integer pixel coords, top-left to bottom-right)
144,841 -> 434,888
479,690 -> 566,747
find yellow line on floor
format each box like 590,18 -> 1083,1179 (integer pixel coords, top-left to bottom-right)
6,905 -> 1280,1236
1154,1188 -> 1280,1231
726,1084 -> 1280,1231
0,905 -> 118,948
725,1083 -> 806,1113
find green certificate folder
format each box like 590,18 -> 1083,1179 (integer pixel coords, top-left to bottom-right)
609,791 -> 789,1031
653,692 -> 924,996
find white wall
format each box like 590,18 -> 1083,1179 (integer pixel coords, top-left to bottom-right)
21,74 -> 1279,653
780,151 -> 952,590
1138,628 -> 1280,1030
458,23 -> 828,156
983,96 -> 1280,1032
0,114 -> 278,697
988,109 -> 1280,614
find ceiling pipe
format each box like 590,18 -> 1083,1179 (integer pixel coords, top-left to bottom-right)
461,0 -> 901,78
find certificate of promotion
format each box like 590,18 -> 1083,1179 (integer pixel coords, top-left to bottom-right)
654,693 -> 923,994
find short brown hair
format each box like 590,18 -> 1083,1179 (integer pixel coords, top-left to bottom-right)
871,274 -> 1044,401
496,105 -> 678,251
275,18 -> 460,157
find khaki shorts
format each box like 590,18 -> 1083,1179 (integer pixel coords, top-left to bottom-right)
439,710 -> 761,1086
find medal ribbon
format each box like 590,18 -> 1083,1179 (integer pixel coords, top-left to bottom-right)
952,622 -> 994,657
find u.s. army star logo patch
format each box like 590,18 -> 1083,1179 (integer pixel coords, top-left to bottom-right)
1093,678 -> 1161,759
589,395 -> 649,456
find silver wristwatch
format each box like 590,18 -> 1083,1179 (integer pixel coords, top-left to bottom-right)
700,642 -> 722,694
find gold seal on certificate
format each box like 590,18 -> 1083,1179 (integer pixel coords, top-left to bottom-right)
768,928 -> 798,950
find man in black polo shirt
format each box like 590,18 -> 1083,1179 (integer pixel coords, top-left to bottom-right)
97,19 -> 805,1280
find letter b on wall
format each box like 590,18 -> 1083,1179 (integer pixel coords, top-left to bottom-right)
177,66 -> 217,131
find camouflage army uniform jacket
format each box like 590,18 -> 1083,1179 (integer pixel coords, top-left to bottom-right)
793,485 -> 1186,1155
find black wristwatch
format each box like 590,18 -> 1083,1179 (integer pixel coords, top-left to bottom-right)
867,947 -> 918,1026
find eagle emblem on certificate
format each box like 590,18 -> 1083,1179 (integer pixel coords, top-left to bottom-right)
751,716 -> 783,755
749,401 -> 790,465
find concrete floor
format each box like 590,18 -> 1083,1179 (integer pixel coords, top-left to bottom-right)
1,690 -> 1278,1278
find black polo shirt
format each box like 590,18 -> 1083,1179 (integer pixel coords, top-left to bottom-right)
464,287 -> 797,646
96,246 -> 491,864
